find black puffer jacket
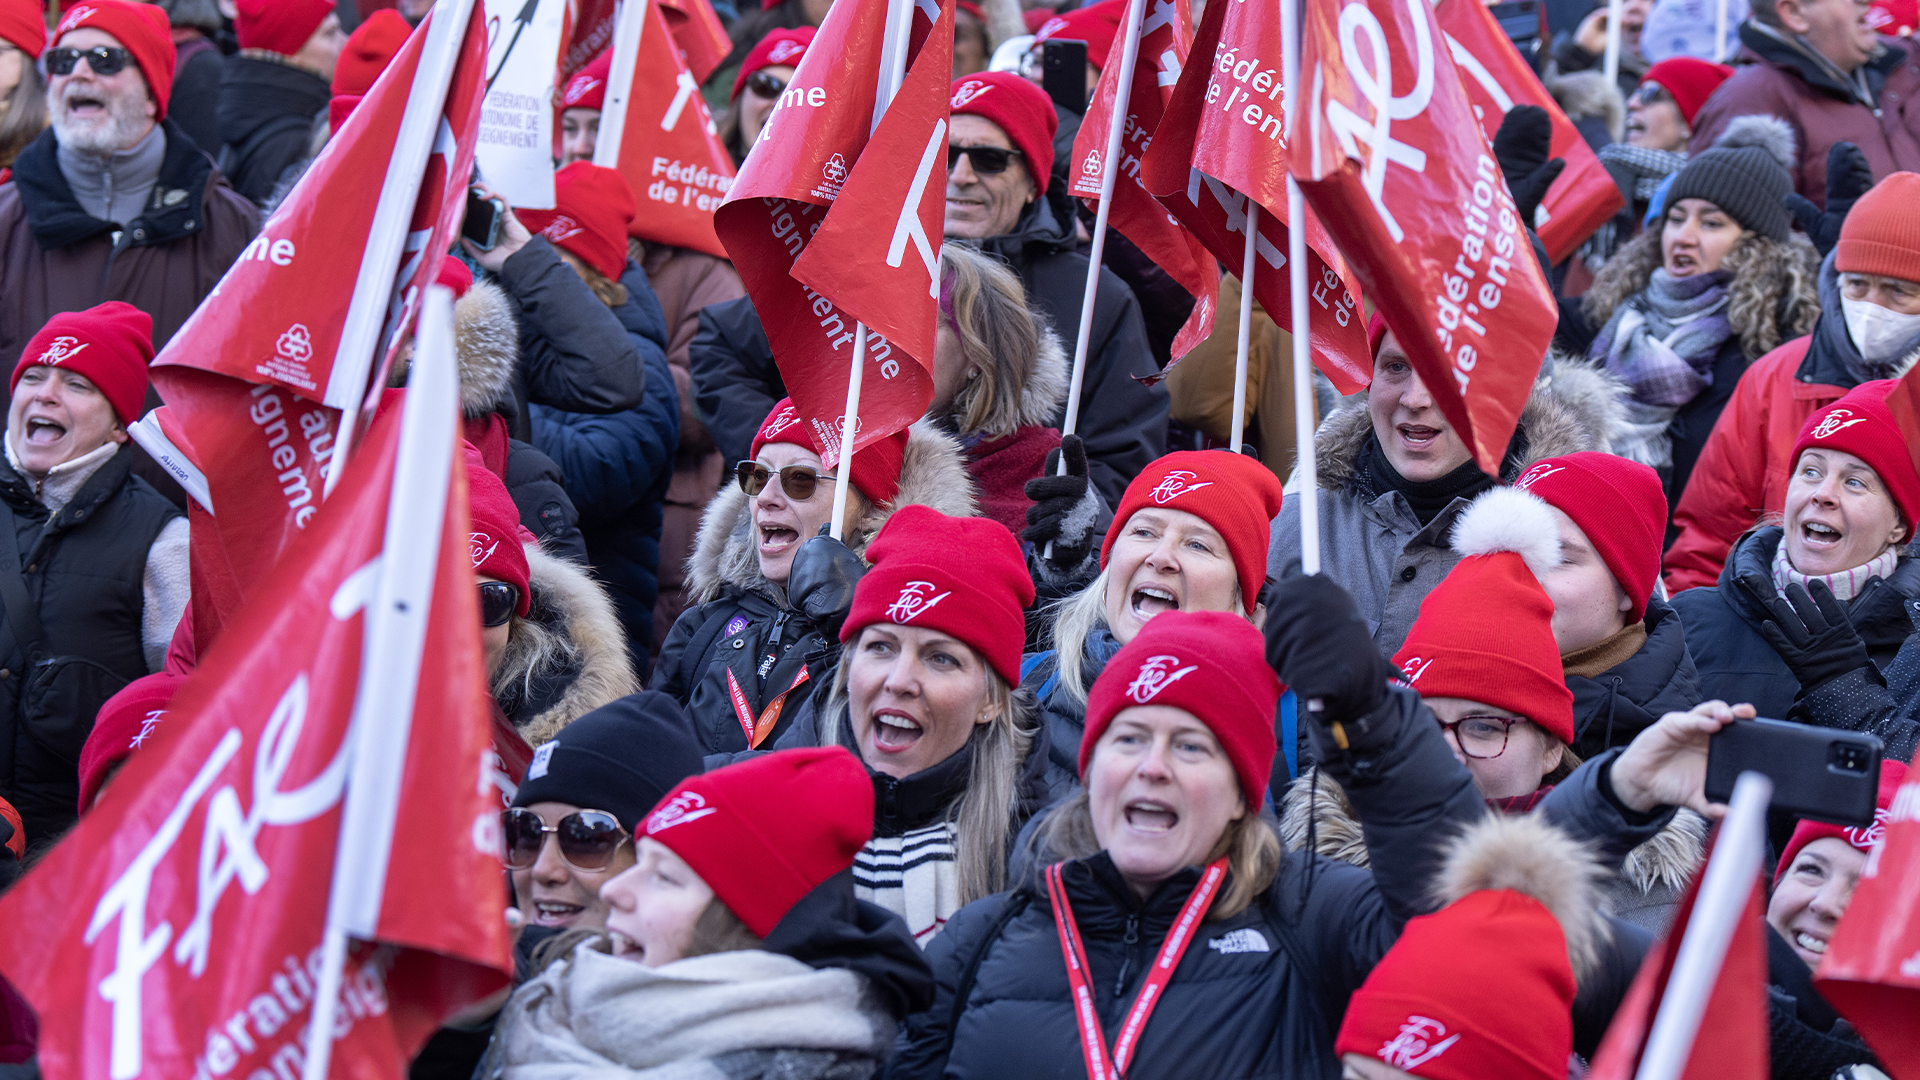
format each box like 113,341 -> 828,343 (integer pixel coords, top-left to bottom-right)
215,55 -> 326,207
1569,598 -> 1703,760
491,237 -> 645,432
1670,527 -> 1920,722
891,686 -> 1486,1080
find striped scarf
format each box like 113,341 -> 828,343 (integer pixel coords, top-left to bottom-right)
1772,541 -> 1899,603
853,821 -> 961,947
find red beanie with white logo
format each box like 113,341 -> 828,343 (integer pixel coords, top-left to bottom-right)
561,48 -> 610,111
1394,487 -> 1575,743
642,746 -> 874,937
236,0 -> 333,57
76,672 -> 184,814
1033,0 -> 1122,68
464,443 -> 531,617
1100,450 -> 1286,611
331,8 -> 410,96
842,505 -> 1035,685
750,398 -> 910,509
1775,759 -> 1906,884
55,0 -> 175,116
1512,452 -> 1668,623
12,301 -> 153,427
733,26 -> 813,101
1081,610 -> 1281,808
517,163 -> 636,282
949,72 -> 1058,194
0,0 -> 47,59
1789,379 -> 1920,537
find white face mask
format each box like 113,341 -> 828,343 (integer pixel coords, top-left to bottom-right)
1841,296 -> 1920,367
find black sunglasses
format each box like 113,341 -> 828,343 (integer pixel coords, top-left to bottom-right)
46,46 -> 132,77
501,807 -> 629,871
479,581 -> 521,628
745,70 -> 787,100
948,144 -> 1023,175
736,461 -> 838,501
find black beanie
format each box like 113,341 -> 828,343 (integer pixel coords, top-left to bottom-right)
511,691 -> 704,832
1664,145 -> 1792,242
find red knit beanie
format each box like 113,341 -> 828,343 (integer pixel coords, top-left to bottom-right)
1100,450 -> 1286,610
1394,488 -> 1575,743
12,301 -> 153,427
1835,173 -> 1920,282
949,72 -> 1058,194
517,163 -> 636,282
642,747 -> 874,937
0,0 -> 46,59
1775,759 -> 1907,884
464,443 -> 532,617
842,505 -> 1035,685
1868,0 -> 1919,35
561,48 -> 610,111
236,0 -> 333,57
749,398 -> 910,509
1639,57 -> 1733,126
1034,0 -> 1122,68
1789,379 -> 1920,536
1081,611 -> 1281,808
1336,888 -> 1575,1078
1512,452 -> 1668,622
437,255 -> 473,299
54,0 -> 174,117
330,8 -> 410,96
1367,310 -> 1389,359
328,93 -> 361,132
77,672 -> 184,815
732,26 -> 813,101
0,795 -> 18,859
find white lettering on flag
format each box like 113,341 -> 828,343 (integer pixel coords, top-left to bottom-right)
1322,0 -> 1436,241
661,71 -> 698,132
887,118 -> 947,298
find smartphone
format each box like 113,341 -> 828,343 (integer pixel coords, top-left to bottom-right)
1042,39 -> 1088,117
1487,0 -> 1546,71
463,188 -> 505,252
1705,718 -> 1882,827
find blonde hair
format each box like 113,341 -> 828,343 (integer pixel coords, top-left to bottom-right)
1583,228 -> 1819,359
1038,792 -> 1283,920
937,242 -> 1049,439
1043,566 -> 1246,709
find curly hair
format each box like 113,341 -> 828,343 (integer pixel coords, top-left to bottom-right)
1582,227 -> 1820,360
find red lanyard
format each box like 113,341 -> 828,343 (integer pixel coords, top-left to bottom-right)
1046,857 -> 1228,1080
725,666 -> 810,748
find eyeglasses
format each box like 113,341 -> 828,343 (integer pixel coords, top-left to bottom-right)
46,46 -> 132,77
948,145 -> 1023,175
745,70 -> 787,100
1436,715 -> 1523,759
736,461 -> 838,501
479,581 -> 521,628
1627,82 -> 1671,108
501,807 -> 630,871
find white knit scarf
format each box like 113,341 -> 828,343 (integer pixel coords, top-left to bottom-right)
1772,541 -> 1899,603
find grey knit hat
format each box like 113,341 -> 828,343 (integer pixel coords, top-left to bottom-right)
1662,115 -> 1795,242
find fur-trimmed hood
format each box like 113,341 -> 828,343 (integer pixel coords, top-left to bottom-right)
1546,69 -> 1625,141
389,279 -> 522,419
1309,360 -> 1626,492
1006,328 -> 1070,432
501,544 -> 641,746
687,420 -> 979,605
1433,813 -> 1610,981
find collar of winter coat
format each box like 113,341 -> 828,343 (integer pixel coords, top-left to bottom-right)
1801,249 -> 1920,386
1720,526 -> 1920,649
967,185 -> 1079,272
0,440 -> 134,529
496,544 -> 641,746
759,871 -> 936,1019
1738,20 -> 1905,105
1044,848 -> 1211,925
1567,597 -> 1703,753
12,119 -> 219,251
217,53 -> 331,148
830,697 -> 1052,838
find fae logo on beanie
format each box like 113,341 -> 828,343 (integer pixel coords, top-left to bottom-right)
468,531 -> 500,568
1811,408 -> 1869,440
1125,654 -> 1199,703
1512,462 -> 1565,490
885,580 -> 951,623
769,39 -> 806,63
1379,1016 -> 1462,1069
645,791 -> 717,833
1844,809 -> 1888,850
541,215 -> 585,243
1398,656 -> 1435,684
35,336 -> 89,366
1147,470 -> 1214,504
950,79 -> 992,108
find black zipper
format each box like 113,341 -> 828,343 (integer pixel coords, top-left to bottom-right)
1113,913 -> 1140,997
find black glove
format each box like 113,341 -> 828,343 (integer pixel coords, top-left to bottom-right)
1022,434 -> 1099,570
1786,142 -> 1873,257
1492,104 -> 1566,229
1262,574 -> 1392,723
787,528 -> 865,637
1760,579 -> 1877,691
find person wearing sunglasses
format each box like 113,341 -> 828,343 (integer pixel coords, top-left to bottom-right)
1576,59 -> 1734,271
652,398 -> 976,756
719,27 -> 812,166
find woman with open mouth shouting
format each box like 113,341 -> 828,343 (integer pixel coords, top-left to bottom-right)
1672,380 -> 1920,727
652,398 -> 975,755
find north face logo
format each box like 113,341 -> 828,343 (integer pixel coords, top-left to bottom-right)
35,336 -> 88,367
1208,929 -> 1269,955
1812,409 -> 1870,440
1126,655 -> 1198,704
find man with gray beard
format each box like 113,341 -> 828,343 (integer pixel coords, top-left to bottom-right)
0,0 -> 256,412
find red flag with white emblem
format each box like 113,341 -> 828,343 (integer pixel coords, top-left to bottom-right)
1814,770 -> 1920,1075
560,0 -> 618,80
658,0 -> 733,83
1291,0 -> 1558,473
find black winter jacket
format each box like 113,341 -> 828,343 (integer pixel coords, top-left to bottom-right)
492,237 -> 645,433
891,686 -> 1486,1080
1670,527 -> 1920,722
1569,598 -> 1704,760
215,55 -> 327,207
653,585 -> 836,754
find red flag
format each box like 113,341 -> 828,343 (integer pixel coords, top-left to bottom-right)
784,0 -> 954,439
1292,0 -> 1558,473
1814,772 -> 1920,1075
1138,0 -> 1370,392
0,334 -> 512,1080
561,0 -> 618,80
1432,0 -> 1623,265
1067,0 -> 1219,362
596,0 -> 736,260
658,0 -> 732,83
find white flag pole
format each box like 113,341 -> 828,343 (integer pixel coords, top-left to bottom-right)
1229,206 -> 1257,453
1280,0 -> 1318,575
828,0 -> 917,540
1713,0 -> 1730,62
592,0 -> 648,168
1635,771 -> 1775,1080
1603,0 -> 1624,91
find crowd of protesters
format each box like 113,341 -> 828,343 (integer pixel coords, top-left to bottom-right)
0,0 -> 1917,1076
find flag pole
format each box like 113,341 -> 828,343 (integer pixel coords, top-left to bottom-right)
1713,0 -> 1730,62
1229,206 -> 1257,453
592,0 -> 648,167
828,0 -> 917,540
1280,0 -> 1318,575
1602,0 -> 1623,91
1636,771 -> 1775,1080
